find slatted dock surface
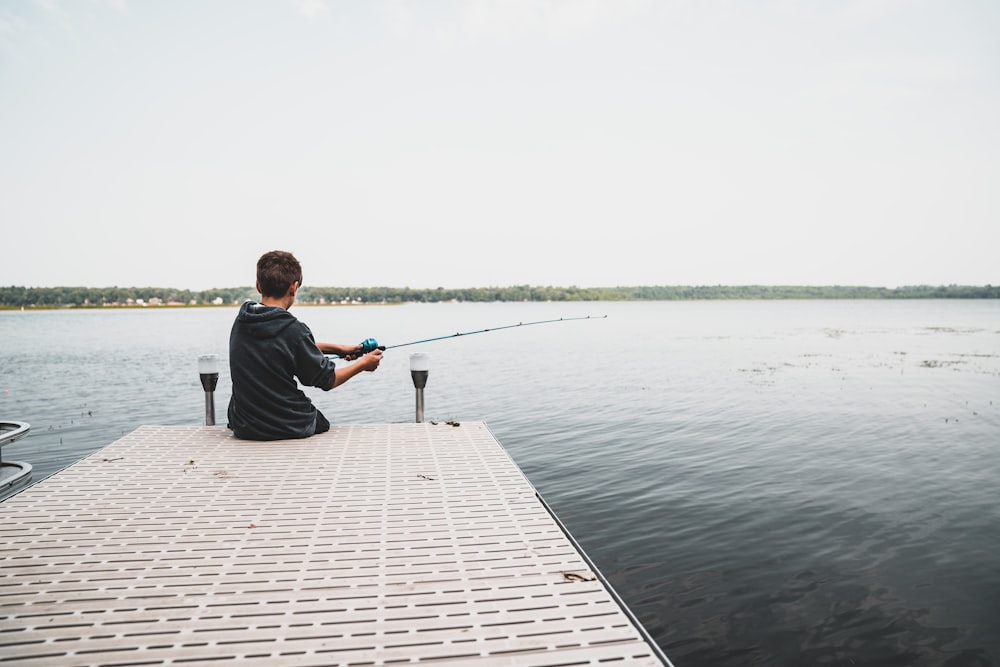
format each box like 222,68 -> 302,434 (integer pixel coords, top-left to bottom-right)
1,422 -> 671,666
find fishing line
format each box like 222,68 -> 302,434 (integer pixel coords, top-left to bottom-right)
331,315 -> 606,358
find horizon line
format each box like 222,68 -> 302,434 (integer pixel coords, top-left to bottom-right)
4,282 -> 997,291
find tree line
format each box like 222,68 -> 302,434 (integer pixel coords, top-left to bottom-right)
0,284 -> 997,308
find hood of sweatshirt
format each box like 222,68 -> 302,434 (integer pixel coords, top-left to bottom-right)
233,301 -> 298,340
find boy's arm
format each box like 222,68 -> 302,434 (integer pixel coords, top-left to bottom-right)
332,349 -> 383,388
316,342 -> 362,358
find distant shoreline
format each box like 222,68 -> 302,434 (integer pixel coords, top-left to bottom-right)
1,284 -> 996,309
0,303 -> 397,311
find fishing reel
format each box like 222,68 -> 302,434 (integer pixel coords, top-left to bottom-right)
359,338 -> 386,354
329,338 -> 385,360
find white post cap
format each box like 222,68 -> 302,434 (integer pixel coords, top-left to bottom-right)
409,352 -> 429,372
198,354 -> 219,375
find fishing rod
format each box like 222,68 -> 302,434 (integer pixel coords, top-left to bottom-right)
330,315 -> 607,358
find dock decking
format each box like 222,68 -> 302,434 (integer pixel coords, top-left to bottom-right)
1,422 -> 671,666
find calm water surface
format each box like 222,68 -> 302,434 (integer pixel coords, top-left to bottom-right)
2,300 -> 998,666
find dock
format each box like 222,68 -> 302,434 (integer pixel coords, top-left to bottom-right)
1,422 -> 672,666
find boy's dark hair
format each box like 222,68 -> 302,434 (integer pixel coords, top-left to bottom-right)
257,251 -> 303,298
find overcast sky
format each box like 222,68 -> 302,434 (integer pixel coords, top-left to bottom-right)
2,0 -> 997,290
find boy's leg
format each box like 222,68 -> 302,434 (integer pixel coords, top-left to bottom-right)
314,409 -> 331,434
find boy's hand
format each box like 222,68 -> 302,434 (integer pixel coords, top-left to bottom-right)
342,339 -> 381,360
358,349 -> 383,371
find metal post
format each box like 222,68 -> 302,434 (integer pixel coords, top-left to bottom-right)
198,354 -> 220,426
414,385 -> 425,423
409,353 -> 429,423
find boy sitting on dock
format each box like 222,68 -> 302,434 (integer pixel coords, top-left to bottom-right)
227,250 -> 383,440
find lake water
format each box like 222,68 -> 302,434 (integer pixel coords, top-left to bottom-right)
1,300 -> 998,666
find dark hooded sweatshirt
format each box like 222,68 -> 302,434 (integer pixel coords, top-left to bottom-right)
227,301 -> 337,440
